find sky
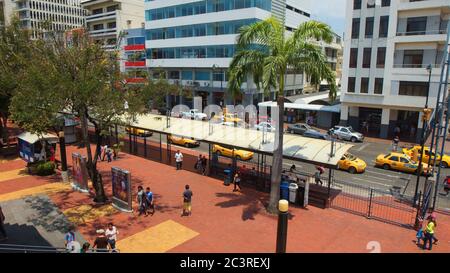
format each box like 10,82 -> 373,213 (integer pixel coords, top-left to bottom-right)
309,0 -> 347,37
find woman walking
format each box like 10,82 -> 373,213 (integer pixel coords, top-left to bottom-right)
422,217 -> 437,250
137,186 -> 148,216
233,172 -> 242,192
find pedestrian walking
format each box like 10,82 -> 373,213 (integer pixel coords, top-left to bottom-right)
97,145 -> 103,161
201,155 -> 207,176
426,213 -> 439,245
105,223 -> 119,252
93,229 -> 109,252
175,150 -> 183,170
137,186 -> 148,216
422,218 -> 437,250
314,166 -> 324,186
194,155 -> 202,173
145,187 -> 155,215
0,205 -> 7,241
416,224 -> 424,246
106,148 -> 113,163
233,172 -> 242,192
182,185 -> 193,216
101,145 -> 108,161
64,225 -> 76,247
66,240 -> 81,253
392,136 -> 400,152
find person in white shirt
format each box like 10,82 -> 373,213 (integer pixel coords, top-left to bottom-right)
175,150 -> 183,170
105,223 -> 119,252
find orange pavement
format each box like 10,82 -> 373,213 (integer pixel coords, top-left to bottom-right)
1,144 -> 449,253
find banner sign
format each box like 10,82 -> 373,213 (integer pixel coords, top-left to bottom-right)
111,167 -> 132,212
71,152 -> 89,192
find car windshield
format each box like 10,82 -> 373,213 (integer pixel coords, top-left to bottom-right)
346,154 -> 357,161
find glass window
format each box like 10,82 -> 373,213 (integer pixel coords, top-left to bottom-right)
168,71 -> 180,79
181,71 -> 193,80
400,157 -> 409,163
406,17 -> 427,35
352,18 -> 360,39
350,48 -> 358,68
403,50 -> 424,68
363,48 -> 372,68
389,156 -> 399,162
399,81 -> 429,97
374,78 -> 383,94
348,77 -> 356,93
353,0 -> 361,10
381,0 -> 390,7
376,47 -> 386,68
365,17 -> 374,38
195,70 -> 210,81
379,16 -> 389,38
360,78 -> 369,93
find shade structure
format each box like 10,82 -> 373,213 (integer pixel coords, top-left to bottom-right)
124,113 -> 353,168
17,132 -> 59,144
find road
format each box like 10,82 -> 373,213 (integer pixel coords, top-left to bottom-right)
117,126 -> 450,211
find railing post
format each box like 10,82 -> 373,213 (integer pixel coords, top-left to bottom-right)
367,188 -> 374,219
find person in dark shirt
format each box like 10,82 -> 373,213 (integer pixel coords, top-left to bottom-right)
201,155 -> 207,176
93,229 -> 109,252
182,185 -> 193,216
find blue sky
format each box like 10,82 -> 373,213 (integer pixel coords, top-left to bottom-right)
309,0 -> 347,37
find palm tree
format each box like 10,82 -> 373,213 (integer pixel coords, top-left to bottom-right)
228,17 -> 337,213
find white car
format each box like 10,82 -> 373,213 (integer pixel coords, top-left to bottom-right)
181,109 -> 208,120
255,122 -> 276,132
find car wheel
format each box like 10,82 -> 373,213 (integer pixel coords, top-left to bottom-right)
350,137 -> 357,143
185,143 -> 190,148
440,162 -> 448,168
383,164 -> 390,170
348,167 -> 357,174
236,155 -> 242,160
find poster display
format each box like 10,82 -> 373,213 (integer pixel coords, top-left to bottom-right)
111,167 -> 132,212
71,152 -> 89,192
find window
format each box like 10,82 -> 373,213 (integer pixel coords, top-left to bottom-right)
406,17 -> 427,35
363,48 -> 372,68
389,156 -> 399,162
106,5 -> 119,12
382,0 -> 391,7
93,24 -> 103,30
350,48 -> 358,68
348,77 -> 356,93
400,157 -> 409,163
403,50 -> 424,68
107,22 -> 116,29
195,70 -> 210,81
352,18 -> 360,39
360,78 -> 369,93
399,81 -> 429,96
168,71 -> 180,79
92,8 -> 103,15
367,1 -> 375,8
181,71 -> 193,80
212,71 -> 225,81
374,78 -> 383,94
379,16 -> 389,38
365,17 -> 374,38
353,0 -> 361,10
376,47 -> 386,68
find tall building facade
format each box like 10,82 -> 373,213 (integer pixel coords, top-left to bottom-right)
12,0 -> 86,38
81,0 -> 144,50
144,0 -> 312,107
340,0 -> 449,140
0,0 -> 14,27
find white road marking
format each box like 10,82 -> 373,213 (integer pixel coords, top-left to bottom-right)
352,177 -> 393,188
356,143 -> 371,152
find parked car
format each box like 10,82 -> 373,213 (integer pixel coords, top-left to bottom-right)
255,122 -> 276,132
328,126 -> 364,142
337,153 -> 367,174
125,127 -> 153,137
168,135 -> 200,148
402,145 -> 450,168
303,130 -> 329,140
213,144 -> 253,161
375,152 -> 431,175
287,123 -> 311,135
181,109 -> 208,120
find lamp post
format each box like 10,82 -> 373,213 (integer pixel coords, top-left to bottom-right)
59,131 -> 68,182
276,199 -> 289,253
211,64 -> 218,105
413,64 -> 433,207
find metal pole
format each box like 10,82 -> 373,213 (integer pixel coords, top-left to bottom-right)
59,131 -> 68,182
276,200 -> 289,253
159,133 -> 162,162
413,68 -> 432,206
144,137 -> 147,158
367,188 -> 373,219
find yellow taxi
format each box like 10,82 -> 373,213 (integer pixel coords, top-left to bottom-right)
402,145 -> 450,168
375,152 -> 431,175
125,127 -> 152,137
213,144 -> 253,161
168,135 -> 200,148
223,113 -> 242,123
337,153 -> 367,174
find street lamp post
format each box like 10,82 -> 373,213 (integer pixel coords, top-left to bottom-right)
413,64 -> 433,207
276,199 -> 289,253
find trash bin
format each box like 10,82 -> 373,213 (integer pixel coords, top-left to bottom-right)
289,183 -> 299,203
280,181 -> 290,200
224,169 -> 232,186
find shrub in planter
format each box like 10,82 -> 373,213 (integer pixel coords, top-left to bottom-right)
36,161 -> 56,176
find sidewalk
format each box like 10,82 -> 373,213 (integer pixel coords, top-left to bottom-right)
1,145 -> 449,253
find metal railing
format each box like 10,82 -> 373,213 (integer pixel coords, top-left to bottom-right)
393,63 -> 441,68
396,29 -> 447,36
0,243 -> 120,253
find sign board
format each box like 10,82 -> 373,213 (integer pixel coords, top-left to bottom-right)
71,152 -> 89,192
18,138 -> 34,163
111,167 -> 132,212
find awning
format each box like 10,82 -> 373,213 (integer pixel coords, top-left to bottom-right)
124,113 -> 353,168
17,132 -> 59,144
258,101 -> 341,113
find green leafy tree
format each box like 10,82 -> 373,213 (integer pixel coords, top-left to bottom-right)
0,16 -> 33,142
141,71 -> 180,111
228,18 -> 337,213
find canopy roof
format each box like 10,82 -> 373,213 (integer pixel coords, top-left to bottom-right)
126,113 -> 353,167
17,132 -> 58,144
258,102 -> 341,113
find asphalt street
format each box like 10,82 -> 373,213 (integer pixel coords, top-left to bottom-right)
117,126 -> 450,211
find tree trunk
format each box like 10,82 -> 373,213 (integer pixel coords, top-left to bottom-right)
267,74 -> 286,214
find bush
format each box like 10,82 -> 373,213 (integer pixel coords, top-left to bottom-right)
36,161 -> 56,176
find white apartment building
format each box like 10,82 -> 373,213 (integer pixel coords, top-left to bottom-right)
340,0 -> 449,141
12,0 -> 86,38
81,0 -> 144,50
144,0 -> 312,107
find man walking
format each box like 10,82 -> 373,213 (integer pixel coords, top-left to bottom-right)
182,185 -> 193,216
64,225 -> 76,247
201,155 -> 207,176
175,150 -> 183,170
392,136 -> 400,152
137,186 -> 148,216
0,205 -> 7,241
105,222 -> 119,252
145,187 -> 155,215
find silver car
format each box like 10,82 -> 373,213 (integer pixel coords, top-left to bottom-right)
328,126 -> 364,142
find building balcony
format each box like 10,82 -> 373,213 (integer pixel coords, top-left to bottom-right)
86,10 -> 118,23
398,0 -> 450,12
125,61 -> 146,67
124,44 -> 145,51
89,28 -> 117,37
396,29 -> 447,36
